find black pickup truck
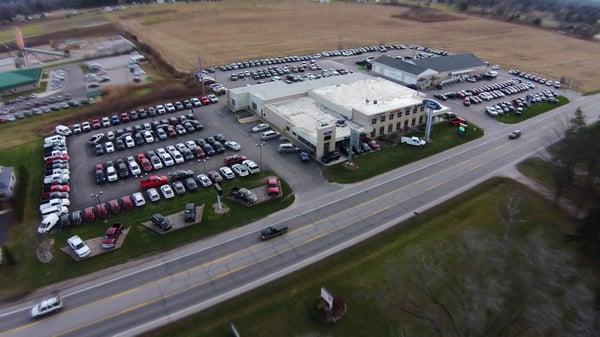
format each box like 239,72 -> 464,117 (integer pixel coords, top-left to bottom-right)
260,225 -> 288,240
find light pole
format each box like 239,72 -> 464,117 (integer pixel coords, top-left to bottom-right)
198,157 -> 209,175
255,142 -> 265,174
90,191 -> 107,224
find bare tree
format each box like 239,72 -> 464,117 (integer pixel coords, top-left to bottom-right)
375,193 -> 599,337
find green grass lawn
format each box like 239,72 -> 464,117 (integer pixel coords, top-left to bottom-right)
323,123 -> 484,184
0,142 -> 295,299
497,96 -> 569,124
143,178 -> 591,337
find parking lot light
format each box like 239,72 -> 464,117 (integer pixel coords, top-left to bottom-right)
255,142 -> 265,174
90,191 -> 107,224
198,158 -> 209,174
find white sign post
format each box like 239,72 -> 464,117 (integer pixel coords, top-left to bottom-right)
231,322 -> 241,337
320,287 -> 334,311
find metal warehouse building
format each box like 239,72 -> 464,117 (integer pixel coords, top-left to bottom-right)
0,67 -> 42,96
228,74 -> 441,158
371,53 -> 486,88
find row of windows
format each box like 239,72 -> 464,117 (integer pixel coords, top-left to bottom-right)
370,105 -> 425,125
370,116 -> 424,137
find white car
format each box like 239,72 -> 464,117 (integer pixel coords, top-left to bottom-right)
54,125 -> 72,136
39,198 -> 70,212
107,166 -> 118,182
67,235 -> 91,258
165,103 -> 176,112
132,192 -> 146,207
191,97 -> 201,107
125,136 -> 135,148
161,153 -> 175,166
224,141 -> 241,151
31,297 -> 63,318
105,141 -> 115,153
207,94 -> 219,103
252,123 -> 270,133
160,184 -> 175,199
150,155 -> 163,170
147,188 -> 160,202
127,156 -> 142,175
196,174 -> 212,187
231,164 -> 250,177
37,213 -> 60,234
185,140 -> 196,150
261,130 -> 280,141
143,131 -> 154,144
242,160 -> 260,174
219,166 -> 236,180
156,105 -> 166,114
43,174 -> 70,185
172,151 -> 184,164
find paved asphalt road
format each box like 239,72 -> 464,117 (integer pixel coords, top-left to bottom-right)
0,91 -> 598,336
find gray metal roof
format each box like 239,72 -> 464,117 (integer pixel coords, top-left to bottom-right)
372,55 -> 429,76
413,53 -> 485,72
373,53 -> 485,75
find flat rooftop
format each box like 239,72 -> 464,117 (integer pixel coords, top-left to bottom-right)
267,96 -> 365,144
229,73 -> 367,101
310,77 -> 424,116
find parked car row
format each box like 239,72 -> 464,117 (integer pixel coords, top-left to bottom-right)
38,134 -> 72,234
339,136 -> 381,157
68,95 -> 216,136
0,96 -> 91,123
485,91 -> 559,117
89,114 -> 204,156
216,44 -> 451,73
509,69 -> 561,88
49,69 -> 66,91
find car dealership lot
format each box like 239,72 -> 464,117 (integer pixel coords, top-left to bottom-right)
66,99 -> 332,211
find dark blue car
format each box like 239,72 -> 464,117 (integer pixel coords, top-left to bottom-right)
298,151 -> 310,162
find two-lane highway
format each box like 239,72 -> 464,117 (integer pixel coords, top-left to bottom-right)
1,93 -> 598,337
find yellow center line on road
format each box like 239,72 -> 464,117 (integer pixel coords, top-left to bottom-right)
3,128 -> 544,337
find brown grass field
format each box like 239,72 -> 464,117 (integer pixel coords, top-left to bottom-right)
114,0 -> 600,92
2,0 -> 600,92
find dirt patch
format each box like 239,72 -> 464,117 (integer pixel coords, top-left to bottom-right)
2,23 -> 118,51
118,10 -> 178,20
391,8 -> 465,23
61,227 -> 131,261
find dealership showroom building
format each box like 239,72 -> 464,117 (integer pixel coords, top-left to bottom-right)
227,73 -> 447,158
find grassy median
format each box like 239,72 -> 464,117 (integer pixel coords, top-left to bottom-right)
0,142 -> 294,299
497,96 -> 569,124
143,177 -> 592,337
323,123 -> 484,184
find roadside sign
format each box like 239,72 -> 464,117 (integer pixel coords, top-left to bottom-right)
320,287 -> 334,310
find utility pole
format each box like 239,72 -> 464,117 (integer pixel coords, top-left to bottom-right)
90,191 -> 106,224
198,55 -> 205,97
255,142 -> 265,174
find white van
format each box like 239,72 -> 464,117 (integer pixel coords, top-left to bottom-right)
40,205 -> 68,218
38,213 -> 60,234
277,143 -> 297,153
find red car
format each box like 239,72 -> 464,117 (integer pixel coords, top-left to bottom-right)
194,147 -> 206,159
140,158 -> 153,172
108,199 -> 121,214
48,184 -> 70,193
121,195 -> 134,210
199,96 -> 211,105
363,137 -> 381,150
139,175 -> 169,189
463,98 -> 471,106
266,176 -> 281,196
101,223 -> 124,249
120,112 -> 130,123
91,119 -> 101,129
135,153 -> 146,162
224,154 -> 247,166
95,203 -> 108,219
84,207 -> 95,222
45,155 -> 70,164
167,126 -> 177,138
449,117 -> 467,126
